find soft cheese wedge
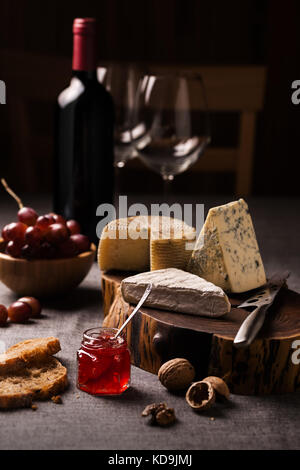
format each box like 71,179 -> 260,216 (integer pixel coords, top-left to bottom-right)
188,199 -> 266,293
98,216 -> 195,272
121,268 -> 231,317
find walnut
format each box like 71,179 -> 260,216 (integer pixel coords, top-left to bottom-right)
158,358 -> 195,391
156,408 -> 176,426
185,380 -> 215,411
203,376 -> 230,400
141,402 -> 176,426
141,402 -> 166,419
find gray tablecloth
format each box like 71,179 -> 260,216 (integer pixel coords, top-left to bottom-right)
0,194 -> 300,450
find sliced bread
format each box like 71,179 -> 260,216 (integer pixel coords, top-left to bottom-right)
0,337 -> 61,375
0,357 -> 68,409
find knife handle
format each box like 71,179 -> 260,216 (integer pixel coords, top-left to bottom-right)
233,305 -> 268,348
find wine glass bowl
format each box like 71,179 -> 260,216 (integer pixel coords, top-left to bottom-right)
132,72 -> 210,181
103,63 -> 142,168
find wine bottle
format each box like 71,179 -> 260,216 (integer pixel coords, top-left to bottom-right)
54,18 -> 114,243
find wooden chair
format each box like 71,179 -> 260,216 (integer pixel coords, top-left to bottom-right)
197,66 -> 265,196
138,64 -> 267,196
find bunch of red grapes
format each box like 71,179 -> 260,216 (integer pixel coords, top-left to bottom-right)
2,207 -> 90,260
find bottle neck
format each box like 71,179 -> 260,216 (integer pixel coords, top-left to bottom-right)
72,70 -> 97,81
72,30 -> 97,73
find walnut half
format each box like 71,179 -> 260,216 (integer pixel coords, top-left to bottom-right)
185,381 -> 215,411
203,376 -> 230,400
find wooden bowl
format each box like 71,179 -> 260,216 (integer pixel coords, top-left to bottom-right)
0,238 -> 96,297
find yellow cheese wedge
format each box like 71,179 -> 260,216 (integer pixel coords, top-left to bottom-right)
98,215 -> 195,273
98,216 -> 150,272
150,220 -> 196,271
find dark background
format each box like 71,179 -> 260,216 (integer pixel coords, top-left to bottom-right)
0,0 -> 300,196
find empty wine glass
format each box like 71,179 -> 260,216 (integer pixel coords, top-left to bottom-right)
131,72 -> 210,186
103,63 -> 142,168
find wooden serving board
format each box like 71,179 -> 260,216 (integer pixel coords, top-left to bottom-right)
101,272 -> 300,395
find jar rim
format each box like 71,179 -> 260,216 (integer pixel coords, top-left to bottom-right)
83,327 -> 120,341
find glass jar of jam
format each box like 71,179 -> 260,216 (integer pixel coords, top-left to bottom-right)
77,327 -> 131,395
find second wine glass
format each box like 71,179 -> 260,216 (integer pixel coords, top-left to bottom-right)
103,63 -> 142,168
132,72 -> 211,183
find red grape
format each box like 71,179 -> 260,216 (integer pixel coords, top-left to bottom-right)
59,238 -> 77,258
70,234 -> 90,254
44,212 -> 64,223
0,305 -> 8,325
66,219 -> 81,235
8,301 -> 31,323
18,297 -> 41,317
39,242 -> 57,259
36,215 -> 55,234
6,240 -> 23,258
2,225 -> 10,241
44,213 -> 56,223
46,223 -> 69,245
52,214 -> 66,225
21,244 -> 39,260
25,226 -> 44,247
2,222 -> 27,243
18,207 -> 38,226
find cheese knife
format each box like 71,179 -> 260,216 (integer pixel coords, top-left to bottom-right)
233,272 -> 290,348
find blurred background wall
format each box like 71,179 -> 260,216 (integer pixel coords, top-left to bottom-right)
0,0 -> 299,196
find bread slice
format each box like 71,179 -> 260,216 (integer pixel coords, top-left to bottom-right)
0,337 -> 60,375
0,357 -> 68,409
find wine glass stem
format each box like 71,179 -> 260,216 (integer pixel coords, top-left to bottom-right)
162,175 -> 174,200
114,166 -> 122,200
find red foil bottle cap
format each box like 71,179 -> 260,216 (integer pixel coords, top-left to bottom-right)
72,18 -> 97,72
73,18 -> 96,35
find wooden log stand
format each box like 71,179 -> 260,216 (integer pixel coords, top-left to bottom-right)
101,272 -> 300,395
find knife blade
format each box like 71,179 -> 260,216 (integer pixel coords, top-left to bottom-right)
233,271 -> 290,348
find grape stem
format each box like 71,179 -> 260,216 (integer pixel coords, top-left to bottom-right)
1,178 -> 24,209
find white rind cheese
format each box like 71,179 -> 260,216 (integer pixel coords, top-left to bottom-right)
98,216 -> 195,273
121,268 -> 231,317
188,199 -> 266,293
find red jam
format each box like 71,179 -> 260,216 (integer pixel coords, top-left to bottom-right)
77,327 -> 131,395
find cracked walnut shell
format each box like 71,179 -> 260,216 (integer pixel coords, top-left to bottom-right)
185,380 -> 215,411
203,376 -> 230,400
158,358 -> 195,391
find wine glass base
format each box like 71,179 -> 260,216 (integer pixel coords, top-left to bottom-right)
162,175 -> 174,181
115,161 -> 125,169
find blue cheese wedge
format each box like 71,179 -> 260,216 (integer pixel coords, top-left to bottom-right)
121,268 -> 231,317
188,199 -> 266,293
